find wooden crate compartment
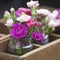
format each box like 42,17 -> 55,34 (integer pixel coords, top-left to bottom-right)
0,6 -> 60,60
0,20 -> 9,41
0,34 -> 10,41
0,34 -> 60,60
0,37 -> 41,60
0,34 -> 5,38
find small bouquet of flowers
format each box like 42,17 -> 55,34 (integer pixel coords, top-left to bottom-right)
4,0 -> 60,55
46,9 -> 60,34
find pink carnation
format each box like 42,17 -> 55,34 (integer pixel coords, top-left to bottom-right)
31,31 -> 44,41
18,7 -> 31,15
36,22 -> 43,27
26,19 -> 35,27
10,23 -> 27,39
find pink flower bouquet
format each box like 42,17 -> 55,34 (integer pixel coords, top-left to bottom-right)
4,0 -> 60,55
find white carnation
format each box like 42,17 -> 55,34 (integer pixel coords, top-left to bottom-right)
49,13 -> 58,19
45,10 -> 58,22
48,18 -> 60,27
46,10 -> 58,19
27,1 -> 39,7
5,19 -> 14,26
52,10 -> 58,18
17,14 -> 31,22
36,9 -> 51,16
45,16 -> 50,22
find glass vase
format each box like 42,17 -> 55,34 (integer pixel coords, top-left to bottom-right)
33,35 -> 49,45
21,37 -> 33,54
40,35 -> 49,45
8,37 -> 33,55
8,38 -> 22,56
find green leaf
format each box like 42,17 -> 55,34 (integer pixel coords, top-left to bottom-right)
45,27 -> 53,34
42,24 -> 48,34
42,26 -> 46,30
34,26 -> 40,32
4,13 -> 11,20
28,28 -> 33,35
7,26 -> 11,30
40,16 -> 46,24
41,19 -> 46,23
16,47 -> 22,56
12,39 -> 17,44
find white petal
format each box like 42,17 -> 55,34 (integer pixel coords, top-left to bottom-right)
52,10 -> 58,16
48,10 -> 58,19
45,16 -> 51,22
27,1 -> 39,7
17,14 -> 31,22
56,19 -> 60,25
5,19 -> 13,26
36,9 -> 51,15
17,17 -> 24,22
44,35 -> 48,39
48,19 -> 59,27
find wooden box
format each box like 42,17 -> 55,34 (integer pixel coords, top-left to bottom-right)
0,6 -> 60,60
0,34 -> 60,60
0,19 -> 9,41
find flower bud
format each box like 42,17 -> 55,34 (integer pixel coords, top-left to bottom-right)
10,8 -> 15,13
4,11 -> 11,19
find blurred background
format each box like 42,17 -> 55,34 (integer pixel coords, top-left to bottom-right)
0,0 -> 60,18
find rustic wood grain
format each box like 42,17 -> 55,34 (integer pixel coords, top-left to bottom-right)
0,34 -> 10,41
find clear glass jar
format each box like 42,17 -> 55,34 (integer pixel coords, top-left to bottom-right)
8,37 -> 33,55
21,37 -> 33,54
33,35 -> 49,45
8,38 -> 22,56
40,35 -> 49,45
